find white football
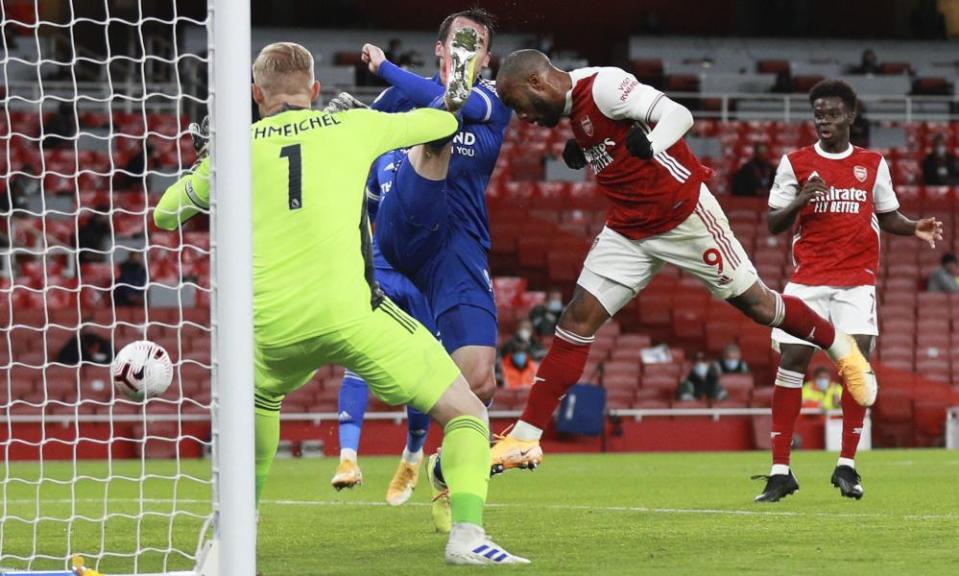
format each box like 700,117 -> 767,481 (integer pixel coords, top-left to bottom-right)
111,340 -> 174,400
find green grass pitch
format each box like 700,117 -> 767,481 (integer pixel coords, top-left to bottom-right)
2,450 -> 957,575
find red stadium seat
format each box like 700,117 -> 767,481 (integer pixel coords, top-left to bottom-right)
616,334 -> 652,350
640,373 -> 679,397
633,399 -> 670,409
749,386 -> 774,407
719,373 -> 754,402
634,387 -> 670,402
913,400 -> 948,444
606,388 -> 635,409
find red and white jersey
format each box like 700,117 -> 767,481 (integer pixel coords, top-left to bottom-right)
568,67 -> 708,240
769,142 -> 900,287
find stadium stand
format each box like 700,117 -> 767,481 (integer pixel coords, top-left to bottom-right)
4,31 -> 959,449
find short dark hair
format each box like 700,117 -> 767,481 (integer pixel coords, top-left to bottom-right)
942,253 -> 957,266
438,7 -> 496,50
808,78 -> 858,111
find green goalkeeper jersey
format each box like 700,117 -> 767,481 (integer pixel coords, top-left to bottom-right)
155,107 -> 458,347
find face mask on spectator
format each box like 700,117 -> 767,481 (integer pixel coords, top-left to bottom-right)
693,362 -> 709,378
547,299 -> 563,313
722,359 -> 739,371
517,328 -> 532,342
935,144 -> 947,157
816,376 -> 830,390
511,352 -> 528,369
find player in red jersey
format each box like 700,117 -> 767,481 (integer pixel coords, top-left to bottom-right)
486,49 -> 878,471
754,79 -> 942,502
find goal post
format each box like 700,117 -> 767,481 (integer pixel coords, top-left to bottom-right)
0,1 -> 256,574
208,0 -> 257,574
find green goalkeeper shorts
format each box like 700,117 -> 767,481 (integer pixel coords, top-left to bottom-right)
253,297 -> 460,415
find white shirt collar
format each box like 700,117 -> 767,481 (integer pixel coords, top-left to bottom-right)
814,141 -> 853,160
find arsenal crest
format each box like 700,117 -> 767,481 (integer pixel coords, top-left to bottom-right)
854,165 -> 867,182
581,116 -> 593,137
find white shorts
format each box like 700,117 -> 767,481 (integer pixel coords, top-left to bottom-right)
771,283 -> 878,348
577,183 -> 758,316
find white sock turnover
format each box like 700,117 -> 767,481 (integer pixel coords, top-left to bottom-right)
510,420 -> 543,442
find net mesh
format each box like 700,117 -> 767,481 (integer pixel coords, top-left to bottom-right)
1,1 -> 214,572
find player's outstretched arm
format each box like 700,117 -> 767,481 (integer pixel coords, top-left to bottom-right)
154,157 -> 210,230
640,97 -> 694,156
362,43 -> 503,124
877,211 -> 943,248
359,108 -> 459,157
593,69 -> 694,157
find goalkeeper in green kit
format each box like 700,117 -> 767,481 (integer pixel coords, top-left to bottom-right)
154,42 -> 528,565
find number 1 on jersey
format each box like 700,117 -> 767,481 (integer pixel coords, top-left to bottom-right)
280,144 -> 302,210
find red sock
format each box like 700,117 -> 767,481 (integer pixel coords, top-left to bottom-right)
520,333 -> 592,430
777,295 -> 836,350
771,368 -> 805,466
840,384 -> 867,460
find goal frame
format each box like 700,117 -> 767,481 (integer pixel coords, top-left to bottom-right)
206,0 -> 256,574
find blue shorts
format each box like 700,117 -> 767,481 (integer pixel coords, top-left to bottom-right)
375,156 -> 497,351
375,265 -> 436,336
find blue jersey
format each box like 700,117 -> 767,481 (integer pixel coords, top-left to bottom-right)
371,75 -> 510,251
366,149 -> 407,270
366,150 -> 437,334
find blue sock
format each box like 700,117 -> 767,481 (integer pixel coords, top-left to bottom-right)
337,371 -> 369,457
405,406 -> 430,454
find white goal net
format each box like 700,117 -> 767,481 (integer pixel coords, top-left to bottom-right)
0,1 -> 254,573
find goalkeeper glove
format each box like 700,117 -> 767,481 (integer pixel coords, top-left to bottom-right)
188,116 -> 209,169
562,139 -> 587,170
624,125 -> 654,160
323,92 -> 369,114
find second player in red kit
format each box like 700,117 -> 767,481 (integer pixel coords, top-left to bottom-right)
756,79 -> 942,503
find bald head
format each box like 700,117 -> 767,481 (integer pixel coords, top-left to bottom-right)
494,49 -> 568,128
496,49 -> 550,90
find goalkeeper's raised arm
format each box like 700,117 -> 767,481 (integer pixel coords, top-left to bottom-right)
154,156 -> 210,231
152,44 -> 458,232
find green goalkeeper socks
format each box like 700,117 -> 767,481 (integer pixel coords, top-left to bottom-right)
441,415 -> 490,526
254,408 -> 280,504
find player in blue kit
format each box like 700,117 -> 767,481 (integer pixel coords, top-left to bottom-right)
330,148 -> 437,507
333,8 -> 510,531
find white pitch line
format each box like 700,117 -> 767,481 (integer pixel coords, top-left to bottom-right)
4,498 -> 958,522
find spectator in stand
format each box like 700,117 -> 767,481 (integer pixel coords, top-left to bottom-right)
502,340 -> 539,389
56,327 -> 113,366
911,0 -> 948,39
385,38 -> 404,64
716,343 -> 750,374
384,37 -> 420,69
770,70 -> 793,94
76,210 -> 111,263
112,138 -> 150,192
849,49 -> 880,75
927,253 -> 959,293
530,288 -> 564,336
501,317 -> 546,361
114,252 -> 147,307
677,351 -> 727,401
732,142 -> 775,197
849,100 -> 870,148
922,134 -> 959,186
43,102 -> 77,150
801,367 -> 843,410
